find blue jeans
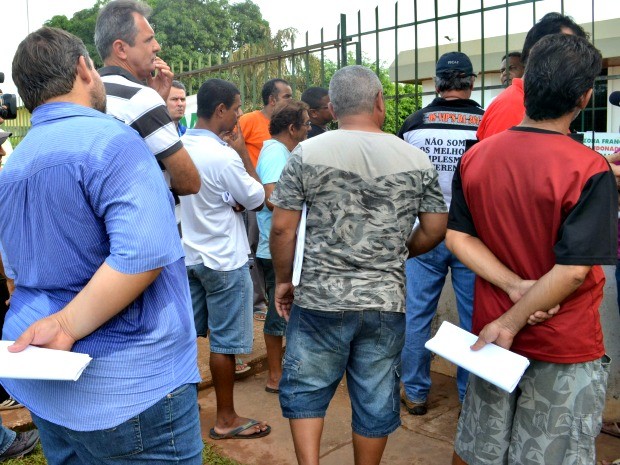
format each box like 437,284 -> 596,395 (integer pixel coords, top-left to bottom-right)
0,417 -> 16,455
280,306 -> 405,438
187,262 -> 253,354
31,384 -> 202,465
402,240 -> 474,403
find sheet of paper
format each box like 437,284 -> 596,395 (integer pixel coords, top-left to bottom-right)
292,203 -> 307,286
424,321 -> 530,393
0,341 -> 91,381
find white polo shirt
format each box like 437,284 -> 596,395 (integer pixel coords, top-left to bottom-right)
180,129 -> 264,271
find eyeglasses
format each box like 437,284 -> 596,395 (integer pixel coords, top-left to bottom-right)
312,106 -> 329,110
302,121 -> 312,127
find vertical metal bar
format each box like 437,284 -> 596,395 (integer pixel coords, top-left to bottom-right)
340,14 -> 348,67
251,64 -> 257,107
357,10 -> 362,65
375,6 -> 380,78
395,1 -> 399,131
505,0 -> 509,66
434,0 -> 439,69
305,31 -> 311,85
336,23 -> 341,69
320,28 -> 326,86
414,0 -> 419,110
291,36 -> 296,96
278,57 -> 282,79
457,0 -> 462,51
480,0 -> 485,106
240,63 -> 245,104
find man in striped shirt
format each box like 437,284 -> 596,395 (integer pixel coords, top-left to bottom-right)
94,0 -> 199,196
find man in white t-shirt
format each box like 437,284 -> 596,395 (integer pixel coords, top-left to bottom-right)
179,78 -> 270,440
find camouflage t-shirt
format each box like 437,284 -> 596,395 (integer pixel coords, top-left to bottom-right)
270,129 -> 447,313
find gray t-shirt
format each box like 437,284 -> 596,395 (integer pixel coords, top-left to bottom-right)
270,129 -> 447,313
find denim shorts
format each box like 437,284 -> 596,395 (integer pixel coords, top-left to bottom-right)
31,383 -> 203,465
455,355 -> 611,465
256,257 -> 287,337
187,262 -> 253,354
279,305 -> 405,438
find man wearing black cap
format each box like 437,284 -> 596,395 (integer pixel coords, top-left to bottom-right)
397,51 -> 484,416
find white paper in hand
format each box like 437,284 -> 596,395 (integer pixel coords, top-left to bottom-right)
0,341 -> 91,381
424,321 -> 530,393
292,203 -> 307,286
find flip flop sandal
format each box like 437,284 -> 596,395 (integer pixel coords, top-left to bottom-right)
253,310 -> 267,322
235,358 -> 251,374
209,419 -> 271,440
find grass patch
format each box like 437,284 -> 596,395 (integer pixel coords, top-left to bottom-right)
3,442 -> 243,465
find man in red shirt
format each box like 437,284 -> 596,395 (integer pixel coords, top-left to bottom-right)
447,34 -> 615,465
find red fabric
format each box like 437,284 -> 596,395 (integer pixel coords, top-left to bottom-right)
460,129 -> 610,363
476,78 -> 524,141
239,110 -> 270,167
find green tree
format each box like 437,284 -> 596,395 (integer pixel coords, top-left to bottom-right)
44,0 -> 270,70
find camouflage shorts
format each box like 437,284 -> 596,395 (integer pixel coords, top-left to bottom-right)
454,355 -> 610,465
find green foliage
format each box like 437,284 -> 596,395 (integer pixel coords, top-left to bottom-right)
44,0 -> 270,70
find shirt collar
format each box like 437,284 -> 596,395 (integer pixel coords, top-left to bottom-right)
184,128 -> 227,146
98,66 -> 145,86
30,102 -> 110,126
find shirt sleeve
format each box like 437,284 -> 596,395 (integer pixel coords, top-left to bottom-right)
419,168 -> 449,213
257,144 -> 288,185
269,148 -> 305,211
447,158 -> 478,237
554,169 -> 618,265
219,154 -> 265,211
87,130 -> 183,274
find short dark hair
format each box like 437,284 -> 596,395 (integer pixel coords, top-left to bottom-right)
171,80 -> 186,92
524,34 -> 601,121
261,78 -> 290,106
13,27 -> 92,112
501,51 -> 522,62
269,100 -> 309,136
521,12 -> 586,64
196,78 -> 240,119
301,87 -> 328,109
95,0 -> 152,62
435,70 -> 474,93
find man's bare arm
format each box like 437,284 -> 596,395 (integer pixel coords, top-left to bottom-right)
270,207 -> 302,320
407,212 -> 448,257
9,263 -> 161,353
160,147 -> 200,195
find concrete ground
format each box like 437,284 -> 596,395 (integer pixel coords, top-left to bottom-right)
2,319 -> 619,464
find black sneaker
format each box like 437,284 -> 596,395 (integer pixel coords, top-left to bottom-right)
0,430 -> 40,462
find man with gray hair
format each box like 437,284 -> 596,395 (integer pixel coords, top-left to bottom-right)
95,0 -> 199,195
270,65 -> 448,465
397,51 -> 484,416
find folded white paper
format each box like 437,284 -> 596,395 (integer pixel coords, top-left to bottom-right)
0,341 -> 92,381
424,321 -> 530,393
292,203 -> 307,286
222,191 -> 239,208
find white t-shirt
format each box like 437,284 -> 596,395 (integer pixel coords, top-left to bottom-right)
180,129 -> 264,271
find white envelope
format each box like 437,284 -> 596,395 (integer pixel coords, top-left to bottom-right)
424,321 -> 530,393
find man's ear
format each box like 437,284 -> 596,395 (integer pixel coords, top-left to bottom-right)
216,102 -> 227,117
111,39 -> 128,60
76,56 -> 94,84
577,88 -> 593,110
376,90 -> 386,115
327,101 -> 337,120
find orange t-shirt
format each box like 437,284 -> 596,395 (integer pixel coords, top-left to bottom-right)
239,110 -> 270,167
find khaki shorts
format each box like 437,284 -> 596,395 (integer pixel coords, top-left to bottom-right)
454,355 -> 610,465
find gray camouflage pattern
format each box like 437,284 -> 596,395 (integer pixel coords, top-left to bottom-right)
455,356 -> 610,465
270,130 -> 447,313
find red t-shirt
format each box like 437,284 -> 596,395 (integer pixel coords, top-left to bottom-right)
476,78 -> 524,141
449,127 -> 617,363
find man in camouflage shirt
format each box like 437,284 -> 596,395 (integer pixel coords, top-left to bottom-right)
269,65 -> 448,465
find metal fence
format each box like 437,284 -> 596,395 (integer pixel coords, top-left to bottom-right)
2,0 -> 617,145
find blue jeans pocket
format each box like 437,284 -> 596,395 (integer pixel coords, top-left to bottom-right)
67,416 -> 144,460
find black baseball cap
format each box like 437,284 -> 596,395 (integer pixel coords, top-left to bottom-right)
436,52 -> 475,77
0,131 -> 11,146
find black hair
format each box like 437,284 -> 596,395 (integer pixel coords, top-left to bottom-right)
269,100 -> 309,136
521,12 -> 586,64
524,34 -> 601,121
261,78 -> 290,106
196,78 -> 240,119
501,51 -> 522,61
301,87 -> 329,109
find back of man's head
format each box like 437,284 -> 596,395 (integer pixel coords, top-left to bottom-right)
524,34 -> 601,122
521,12 -> 586,65
95,0 -> 152,62
269,100 -> 309,136
434,52 -> 476,94
13,27 -> 91,113
301,87 -> 328,110
197,78 -> 239,119
261,78 -> 290,106
329,65 -> 382,119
